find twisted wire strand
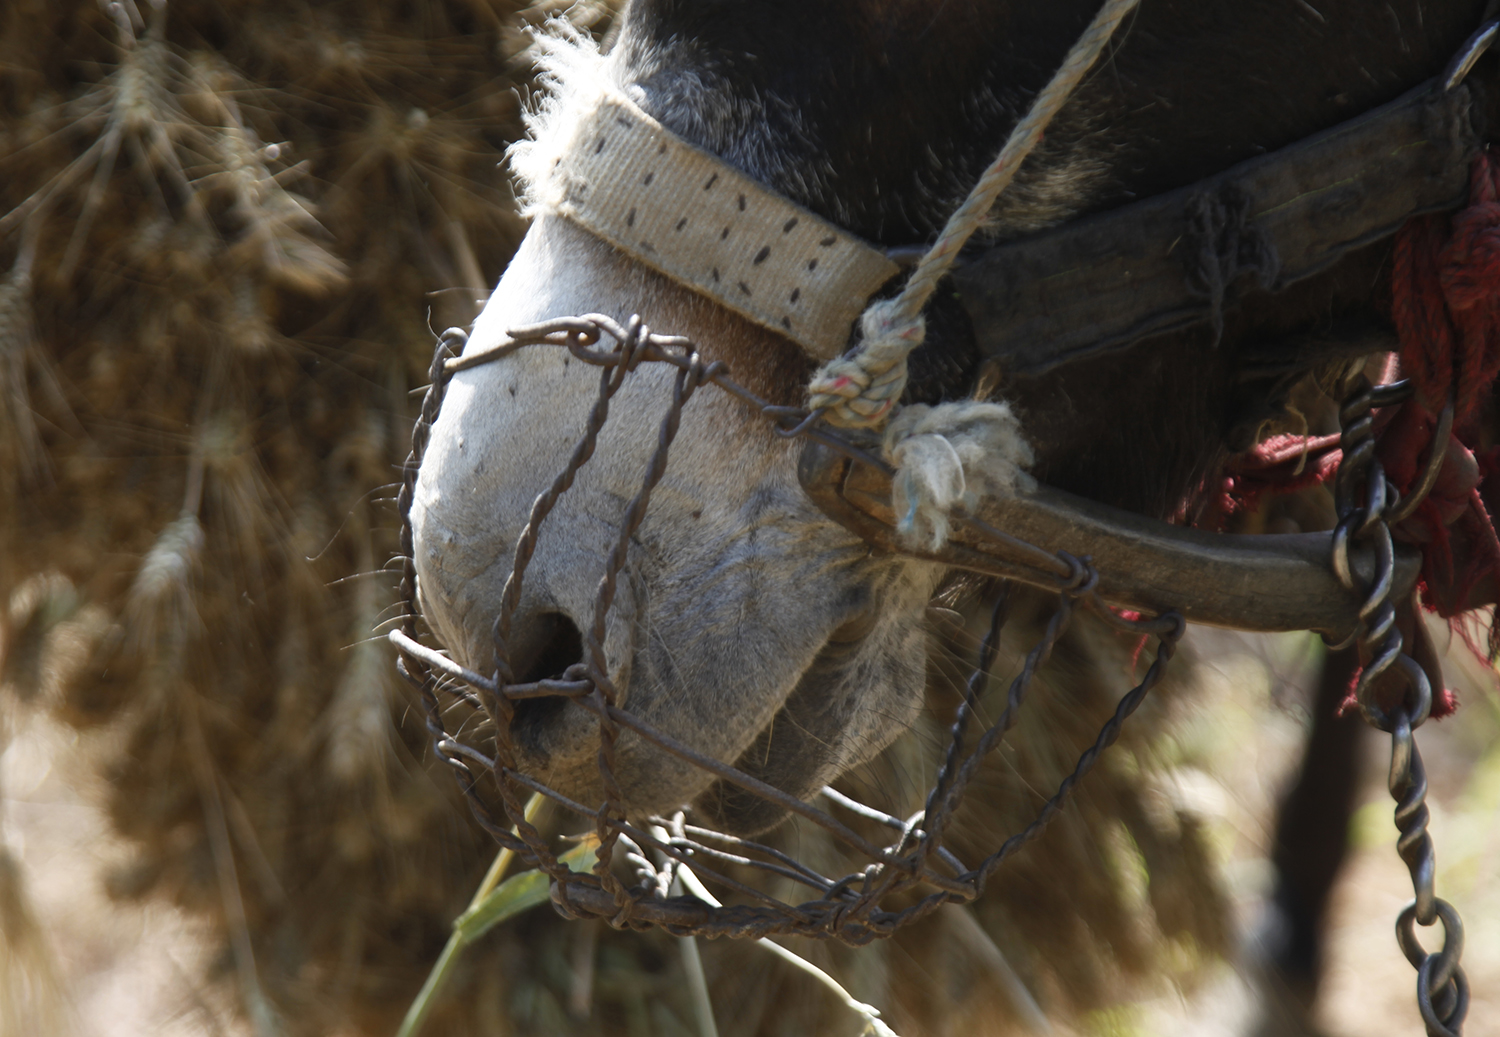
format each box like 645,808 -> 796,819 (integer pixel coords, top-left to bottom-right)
395,330 -> 570,887
587,345 -> 717,924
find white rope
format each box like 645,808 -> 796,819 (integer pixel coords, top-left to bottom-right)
807,0 -> 1140,428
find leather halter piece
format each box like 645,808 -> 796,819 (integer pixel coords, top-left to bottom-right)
510,17 -> 1494,640
505,2 -> 1498,380
540,91 -> 899,360
953,79 -> 1483,375
539,62 -> 1490,380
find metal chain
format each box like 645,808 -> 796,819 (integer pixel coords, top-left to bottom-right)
391,314 -> 1179,943
1330,373 -> 1469,1037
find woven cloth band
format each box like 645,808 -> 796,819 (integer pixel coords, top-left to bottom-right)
542,92 -> 899,360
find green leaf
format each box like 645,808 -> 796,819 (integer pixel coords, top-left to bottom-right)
454,838 -> 599,944
395,836 -> 599,1037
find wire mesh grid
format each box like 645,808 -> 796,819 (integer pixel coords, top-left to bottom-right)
392,314 -> 1184,942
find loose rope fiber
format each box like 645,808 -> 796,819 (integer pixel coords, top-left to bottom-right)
808,0 -> 1140,428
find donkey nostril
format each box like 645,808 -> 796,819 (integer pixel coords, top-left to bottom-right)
508,611 -> 584,755
514,611 -> 584,685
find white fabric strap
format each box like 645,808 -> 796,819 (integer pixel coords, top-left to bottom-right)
542,92 -> 899,360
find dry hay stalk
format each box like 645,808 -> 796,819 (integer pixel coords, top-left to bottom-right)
125,512 -> 204,658
0,638 -> 71,1037
0,2 -> 573,1031
0,267 -> 44,494
0,846 -> 71,1037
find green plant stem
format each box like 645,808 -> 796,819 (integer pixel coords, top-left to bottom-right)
471,793 -> 545,905
396,794 -> 557,1037
396,935 -> 467,1037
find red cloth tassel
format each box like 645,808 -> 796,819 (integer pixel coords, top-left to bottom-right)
1384,149 -> 1500,655
1214,150 -> 1500,711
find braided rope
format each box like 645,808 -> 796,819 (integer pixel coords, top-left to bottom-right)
808,0 -> 1140,428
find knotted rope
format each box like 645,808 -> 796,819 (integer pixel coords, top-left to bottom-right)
883,401 -> 1037,549
806,0 -> 1140,429
804,0 -> 1138,550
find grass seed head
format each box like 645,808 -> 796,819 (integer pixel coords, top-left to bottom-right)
208,120 -> 348,296
125,513 -> 204,657
1,573 -> 79,704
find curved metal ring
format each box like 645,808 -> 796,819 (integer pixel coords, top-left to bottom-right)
1398,897 -> 1466,991
1334,435 -> 1375,518
1364,598 -> 1397,647
1355,459 -> 1390,537
1055,551 -> 1099,595
1356,520 -> 1396,621
1368,379 -> 1415,408
1330,514 -> 1357,590
1357,652 -> 1431,733
1320,625 -> 1361,652
1417,952 -> 1470,1037
772,407 -> 827,438
1387,400 -> 1456,525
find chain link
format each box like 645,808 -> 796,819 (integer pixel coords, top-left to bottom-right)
1330,373 -> 1469,1037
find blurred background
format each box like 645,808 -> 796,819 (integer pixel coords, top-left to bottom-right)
0,2 -> 1495,1035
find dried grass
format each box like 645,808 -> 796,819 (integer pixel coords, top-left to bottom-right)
0,846 -> 71,1037
125,513 -> 204,657
0,630 -> 73,1037
1,1 -> 546,1031
0,267 -> 44,494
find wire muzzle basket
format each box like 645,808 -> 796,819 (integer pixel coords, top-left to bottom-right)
392,313 -> 1186,943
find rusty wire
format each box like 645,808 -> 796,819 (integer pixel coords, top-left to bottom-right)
393,313 -> 1182,942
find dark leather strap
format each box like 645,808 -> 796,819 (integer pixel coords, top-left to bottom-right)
951,79 -> 1482,375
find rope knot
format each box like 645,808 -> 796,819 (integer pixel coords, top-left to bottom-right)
882,401 -> 1036,551
807,299 -> 925,428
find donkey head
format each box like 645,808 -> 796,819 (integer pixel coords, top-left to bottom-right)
410,0 -> 1487,830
